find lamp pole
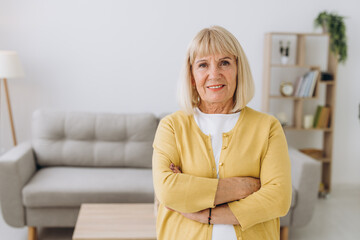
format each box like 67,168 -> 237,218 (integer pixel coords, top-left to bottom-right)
2,77 -> 17,146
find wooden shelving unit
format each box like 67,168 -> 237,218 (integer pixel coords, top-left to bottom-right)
262,32 -> 338,195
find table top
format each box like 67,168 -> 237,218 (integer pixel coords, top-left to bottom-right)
72,203 -> 157,240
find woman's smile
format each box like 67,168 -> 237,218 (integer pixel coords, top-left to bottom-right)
207,84 -> 226,90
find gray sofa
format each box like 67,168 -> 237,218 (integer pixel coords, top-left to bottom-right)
0,109 -> 157,237
0,109 -> 321,239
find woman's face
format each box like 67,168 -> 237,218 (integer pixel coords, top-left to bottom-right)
192,53 -> 237,109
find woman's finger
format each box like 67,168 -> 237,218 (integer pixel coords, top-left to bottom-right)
169,163 -> 182,173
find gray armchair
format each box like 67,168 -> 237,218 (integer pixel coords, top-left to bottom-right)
280,147 -> 322,239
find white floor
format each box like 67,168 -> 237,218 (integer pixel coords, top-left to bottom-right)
0,184 -> 359,240
289,183 -> 360,240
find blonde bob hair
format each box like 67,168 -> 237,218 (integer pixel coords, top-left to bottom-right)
178,25 -> 255,115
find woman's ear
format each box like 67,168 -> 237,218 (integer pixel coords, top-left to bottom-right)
191,73 -> 196,87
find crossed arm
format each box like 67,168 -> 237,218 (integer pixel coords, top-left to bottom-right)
166,163 -> 260,225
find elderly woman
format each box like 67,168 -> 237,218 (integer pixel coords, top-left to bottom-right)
152,26 -> 292,240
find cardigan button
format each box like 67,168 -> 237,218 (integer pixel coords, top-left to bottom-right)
219,162 -> 224,166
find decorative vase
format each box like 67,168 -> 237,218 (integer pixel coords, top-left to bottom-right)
281,56 -> 289,65
276,112 -> 288,126
303,115 -> 314,129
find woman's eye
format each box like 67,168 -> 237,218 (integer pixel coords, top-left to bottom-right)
199,63 -> 207,68
220,61 -> 230,66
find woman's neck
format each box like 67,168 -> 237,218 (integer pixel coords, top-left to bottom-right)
198,100 -> 234,114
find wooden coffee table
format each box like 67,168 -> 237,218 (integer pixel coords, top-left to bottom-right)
72,203 -> 157,240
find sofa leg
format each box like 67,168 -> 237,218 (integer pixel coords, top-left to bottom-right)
280,226 -> 289,240
28,227 -> 37,240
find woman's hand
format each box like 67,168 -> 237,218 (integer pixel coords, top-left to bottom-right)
214,176 -> 260,205
235,176 -> 261,199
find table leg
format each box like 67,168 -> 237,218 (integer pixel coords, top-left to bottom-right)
28,226 -> 37,240
280,226 -> 288,240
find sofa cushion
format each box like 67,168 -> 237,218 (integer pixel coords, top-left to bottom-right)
22,167 -> 154,207
32,110 -> 158,168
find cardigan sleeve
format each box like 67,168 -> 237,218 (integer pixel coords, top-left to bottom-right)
152,116 -> 219,213
227,117 -> 292,231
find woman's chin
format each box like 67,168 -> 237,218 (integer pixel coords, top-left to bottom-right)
201,98 -> 233,106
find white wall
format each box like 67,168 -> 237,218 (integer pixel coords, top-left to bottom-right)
0,0 -> 359,184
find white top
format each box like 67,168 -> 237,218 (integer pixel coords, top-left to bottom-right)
194,108 -> 240,240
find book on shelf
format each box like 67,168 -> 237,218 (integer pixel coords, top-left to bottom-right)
318,107 -> 331,128
293,76 -> 303,96
293,70 -> 319,97
298,73 -> 309,97
313,106 -> 323,128
313,105 -> 331,128
302,72 -> 312,97
307,71 -> 319,97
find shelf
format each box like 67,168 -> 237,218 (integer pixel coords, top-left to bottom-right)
299,148 -> 331,163
313,157 -> 331,163
283,126 -> 333,132
270,95 -> 318,100
263,32 -> 336,194
320,81 -> 335,85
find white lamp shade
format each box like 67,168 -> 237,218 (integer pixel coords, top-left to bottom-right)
0,51 -> 25,79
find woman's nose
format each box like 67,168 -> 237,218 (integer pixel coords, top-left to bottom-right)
208,64 -> 220,78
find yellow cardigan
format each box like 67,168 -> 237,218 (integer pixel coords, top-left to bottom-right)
152,107 -> 292,240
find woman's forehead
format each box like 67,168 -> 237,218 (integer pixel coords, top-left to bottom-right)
193,52 -> 235,61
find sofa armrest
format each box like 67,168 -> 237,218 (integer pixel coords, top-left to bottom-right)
0,142 -> 37,227
288,148 -> 321,227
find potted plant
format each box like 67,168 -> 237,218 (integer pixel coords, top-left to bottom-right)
314,11 -> 348,63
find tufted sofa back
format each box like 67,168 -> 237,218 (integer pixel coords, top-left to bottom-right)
31,109 -> 159,168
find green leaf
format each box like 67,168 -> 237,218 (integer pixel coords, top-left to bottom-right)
314,11 -> 348,63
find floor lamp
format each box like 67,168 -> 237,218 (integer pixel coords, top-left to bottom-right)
0,51 -> 24,147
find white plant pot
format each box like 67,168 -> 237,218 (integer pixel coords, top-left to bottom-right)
281,56 -> 289,64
